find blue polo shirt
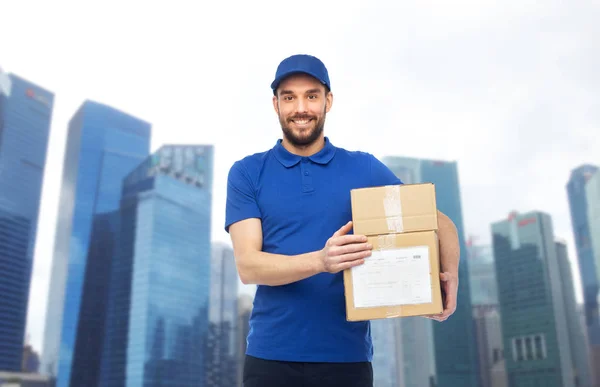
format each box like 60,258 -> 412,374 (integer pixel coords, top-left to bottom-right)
225,137 -> 402,363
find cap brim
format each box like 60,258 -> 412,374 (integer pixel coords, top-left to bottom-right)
271,70 -> 327,91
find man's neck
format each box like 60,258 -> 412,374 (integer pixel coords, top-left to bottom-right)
282,136 -> 325,157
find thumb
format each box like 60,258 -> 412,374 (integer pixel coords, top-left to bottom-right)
333,221 -> 353,237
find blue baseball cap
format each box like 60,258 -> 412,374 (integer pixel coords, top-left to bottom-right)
270,54 -> 331,93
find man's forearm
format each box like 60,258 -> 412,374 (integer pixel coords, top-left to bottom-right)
437,210 -> 460,275
237,250 -> 324,286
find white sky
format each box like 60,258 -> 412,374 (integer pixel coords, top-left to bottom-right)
1,0 -> 599,354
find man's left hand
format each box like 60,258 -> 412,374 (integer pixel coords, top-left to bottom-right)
426,272 -> 458,322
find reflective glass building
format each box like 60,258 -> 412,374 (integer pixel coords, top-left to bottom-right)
41,101 -> 151,386
0,70 -> 53,371
206,242 -> 239,387
567,164 -> 600,384
99,145 -> 213,387
382,156 -> 479,387
492,211 -> 574,386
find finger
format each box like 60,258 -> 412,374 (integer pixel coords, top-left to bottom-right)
331,242 -> 372,255
331,250 -> 372,264
330,257 -> 366,272
333,221 -> 353,238
332,234 -> 368,246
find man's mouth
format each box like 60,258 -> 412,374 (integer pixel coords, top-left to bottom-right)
291,117 -> 313,127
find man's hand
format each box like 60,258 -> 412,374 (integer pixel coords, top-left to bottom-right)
426,272 -> 458,322
319,221 -> 371,274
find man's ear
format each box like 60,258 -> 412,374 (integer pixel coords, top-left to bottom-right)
325,92 -> 333,113
272,95 -> 279,115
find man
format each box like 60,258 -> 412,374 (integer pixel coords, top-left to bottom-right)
225,54 -> 460,387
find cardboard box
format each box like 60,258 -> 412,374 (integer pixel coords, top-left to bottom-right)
343,183 -> 443,321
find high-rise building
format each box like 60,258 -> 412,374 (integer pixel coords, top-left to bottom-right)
0,69 -> 54,372
473,306 -> 508,387
237,294 -> 253,387
206,242 -> 239,387
492,211 -> 575,387
467,241 -> 507,387
567,164 -> 600,386
585,169 -> 600,385
371,319 -> 400,387
41,101 -> 151,386
467,242 -> 498,307
382,156 -> 479,387
98,144 -> 213,387
396,317 -> 437,386
556,240 -> 594,387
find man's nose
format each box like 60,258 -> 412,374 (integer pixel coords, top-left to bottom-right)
295,98 -> 308,114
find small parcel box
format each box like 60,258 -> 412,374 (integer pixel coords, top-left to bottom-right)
343,183 -> 443,321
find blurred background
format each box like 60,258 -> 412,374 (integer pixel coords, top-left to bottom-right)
0,0 -> 598,386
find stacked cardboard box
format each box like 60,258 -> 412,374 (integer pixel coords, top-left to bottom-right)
343,183 -> 443,321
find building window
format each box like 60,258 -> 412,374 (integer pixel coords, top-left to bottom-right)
515,338 -> 523,361
525,336 -> 533,360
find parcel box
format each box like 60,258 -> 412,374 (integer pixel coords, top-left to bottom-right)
343,183 -> 443,321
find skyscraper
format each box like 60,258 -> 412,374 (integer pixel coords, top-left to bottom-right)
41,101 -> 151,386
584,169 -> 600,384
0,69 -> 54,372
206,242 -> 240,387
556,240 -> 594,387
492,211 -> 575,387
99,144 -> 213,387
382,156 -> 479,387
370,319 -> 400,387
567,164 -> 600,386
237,294 -> 253,387
467,241 -> 507,387
467,243 -> 498,307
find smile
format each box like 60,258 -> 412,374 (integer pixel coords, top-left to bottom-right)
292,118 -> 312,126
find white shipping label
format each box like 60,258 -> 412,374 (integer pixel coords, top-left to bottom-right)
352,245 -> 432,308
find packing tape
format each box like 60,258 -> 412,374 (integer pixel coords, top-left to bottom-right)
383,185 -> 403,232
376,234 -> 396,250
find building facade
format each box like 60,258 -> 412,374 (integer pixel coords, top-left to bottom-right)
492,211 -> 575,386
383,156 -> 479,387
556,240 -> 594,387
206,242 -> 239,387
0,70 -> 53,371
41,101 -> 151,386
99,144 -> 214,387
567,164 -> 600,386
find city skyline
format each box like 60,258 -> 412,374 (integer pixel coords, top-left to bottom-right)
1,0 -> 598,359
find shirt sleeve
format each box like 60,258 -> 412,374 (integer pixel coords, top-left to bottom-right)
369,154 -> 403,186
225,160 -> 262,233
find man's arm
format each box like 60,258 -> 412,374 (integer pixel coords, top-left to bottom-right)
229,219 -> 371,286
229,218 -> 322,286
437,210 -> 460,276
428,210 -> 460,322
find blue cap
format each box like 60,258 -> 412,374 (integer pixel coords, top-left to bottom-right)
271,54 -> 331,92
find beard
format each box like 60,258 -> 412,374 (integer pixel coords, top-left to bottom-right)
279,107 -> 326,147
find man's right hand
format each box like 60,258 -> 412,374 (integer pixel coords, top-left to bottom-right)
320,221 -> 372,274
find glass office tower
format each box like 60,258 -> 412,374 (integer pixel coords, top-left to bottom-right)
41,101 -> 150,386
206,242 -> 239,387
99,145 -> 213,387
0,69 -> 53,371
492,211 -> 575,387
383,156 -> 479,387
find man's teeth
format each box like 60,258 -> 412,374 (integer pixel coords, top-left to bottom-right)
294,119 -> 310,124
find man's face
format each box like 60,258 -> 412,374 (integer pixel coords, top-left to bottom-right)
273,73 -> 333,147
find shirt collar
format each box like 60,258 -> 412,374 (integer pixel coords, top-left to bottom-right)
273,137 -> 337,168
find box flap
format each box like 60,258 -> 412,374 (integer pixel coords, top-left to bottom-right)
350,183 -> 438,236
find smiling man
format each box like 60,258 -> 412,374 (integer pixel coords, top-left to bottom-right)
225,54 -> 460,387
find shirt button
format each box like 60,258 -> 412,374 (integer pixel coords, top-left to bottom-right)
304,171 -> 309,176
